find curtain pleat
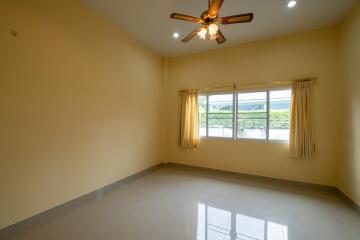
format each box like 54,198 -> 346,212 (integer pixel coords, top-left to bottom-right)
290,80 -> 316,159
179,90 -> 199,149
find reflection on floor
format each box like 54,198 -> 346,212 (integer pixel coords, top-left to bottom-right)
197,203 -> 288,240
2,164 -> 360,240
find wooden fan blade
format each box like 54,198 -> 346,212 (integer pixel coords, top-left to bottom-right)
182,27 -> 202,43
216,30 -> 226,44
209,0 -> 224,17
220,13 -> 254,25
170,13 -> 201,23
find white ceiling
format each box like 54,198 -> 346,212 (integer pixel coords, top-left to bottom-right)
82,0 -> 357,57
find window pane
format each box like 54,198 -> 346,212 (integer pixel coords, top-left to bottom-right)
208,119 -> 233,138
236,214 -> 265,240
208,94 -> 233,138
199,95 -> 207,137
207,206 -> 231,240
269,90 -> 291,141
267,222 -> 288,240
237,92 -> 267,139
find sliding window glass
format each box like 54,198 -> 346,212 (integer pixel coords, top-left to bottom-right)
269,90 -> 291,141
199,95 -> 207,137
208,94 -> 234,138
198,89 -> 291,141
237,92 -> 267,140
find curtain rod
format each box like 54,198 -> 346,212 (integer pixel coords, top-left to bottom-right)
178,77 -> 317,93
179,84 -> 236,93
237,77 -> 317,89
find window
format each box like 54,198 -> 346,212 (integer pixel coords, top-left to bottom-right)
238,92 -> 267,140
269,90 -> 291,141
208,94 -> 234,138
199,95 -> 207,137
199,89 -> 291,141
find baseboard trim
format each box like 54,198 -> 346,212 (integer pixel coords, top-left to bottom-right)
165,162 -> 360,214
165,162 -> 336,191
0,163 -> 164,238
335,188 -> 360,215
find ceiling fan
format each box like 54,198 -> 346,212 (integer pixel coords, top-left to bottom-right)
170,0 -> 254,44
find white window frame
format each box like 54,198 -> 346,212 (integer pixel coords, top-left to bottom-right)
199,87 -> 291,142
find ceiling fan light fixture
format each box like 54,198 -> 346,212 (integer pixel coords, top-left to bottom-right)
208,23 -> 219,39
197,27 -> 208,40
170,0 -> 254,44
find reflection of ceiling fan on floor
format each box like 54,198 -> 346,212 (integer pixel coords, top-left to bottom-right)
170,0 -> 254,44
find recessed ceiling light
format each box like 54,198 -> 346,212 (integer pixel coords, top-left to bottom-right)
288,0 -> 297,8
173,32 -> 180,39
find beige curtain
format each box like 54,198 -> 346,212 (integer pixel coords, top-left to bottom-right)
179,90 -> 199,149
290,80 -> 316,159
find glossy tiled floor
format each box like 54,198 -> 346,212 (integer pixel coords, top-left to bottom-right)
2,165 -> 360,240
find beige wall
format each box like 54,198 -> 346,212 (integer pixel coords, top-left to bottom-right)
338,2 -> 360,205
0,0 -> 163,229
165,27 -> 341,186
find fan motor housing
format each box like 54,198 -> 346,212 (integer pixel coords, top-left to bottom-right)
201,11 -> 217,25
